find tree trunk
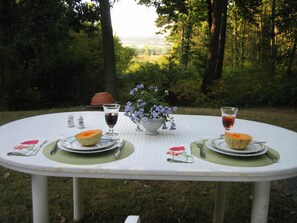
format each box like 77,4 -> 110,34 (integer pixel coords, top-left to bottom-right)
287,35 -> 297,76
234,7 -> 239,68
181,20 -> 192,69
99,0 -> 118,99
201,0 -> 223,93
241,21 -> 246,68
207,0 -> 212,31
215,0 -> 228,80
270,0 -> 276,75
261,6 -> 271,71
180,22 -> 186,66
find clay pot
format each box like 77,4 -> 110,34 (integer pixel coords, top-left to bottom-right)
90,92 -> 114,106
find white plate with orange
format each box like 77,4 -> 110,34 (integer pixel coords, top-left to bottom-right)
57,136 -> 117,154
206,139 -> 268,157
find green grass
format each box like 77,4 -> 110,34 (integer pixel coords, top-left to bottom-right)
1,107 -> 297,223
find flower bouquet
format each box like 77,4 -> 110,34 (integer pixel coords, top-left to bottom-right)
124,84 -> 176,133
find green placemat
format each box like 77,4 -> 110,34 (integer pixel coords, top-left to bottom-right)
191,140 -> 280,167
43,140 -> 134,165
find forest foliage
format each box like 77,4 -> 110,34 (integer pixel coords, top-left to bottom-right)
0,0 -> 296,110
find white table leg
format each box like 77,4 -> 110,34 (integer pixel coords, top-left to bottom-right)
213,182 -> 227,223
251,181 -> 271,223
31,175 -> 49,223
73,177 -> 84,221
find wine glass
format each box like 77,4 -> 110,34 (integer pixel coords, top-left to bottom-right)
220,107 -> 238,132
103,104 -> 120,137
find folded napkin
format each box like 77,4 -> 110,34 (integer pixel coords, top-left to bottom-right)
166,146 -> 194,163
8,139 -> 47,156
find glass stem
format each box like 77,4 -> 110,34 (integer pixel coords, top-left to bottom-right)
136,123 -> 142,131
109,128 -> 114,134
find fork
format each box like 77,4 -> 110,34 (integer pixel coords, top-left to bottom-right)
196,141 -> 206,159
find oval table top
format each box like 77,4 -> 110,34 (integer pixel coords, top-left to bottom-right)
1,111 -> 297,182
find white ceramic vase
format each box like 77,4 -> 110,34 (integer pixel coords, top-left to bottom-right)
140,118 -> 164,135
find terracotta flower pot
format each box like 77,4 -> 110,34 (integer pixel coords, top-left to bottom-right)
90,92 -> 114,106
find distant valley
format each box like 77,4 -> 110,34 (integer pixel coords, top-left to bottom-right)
119,35 -> 170,48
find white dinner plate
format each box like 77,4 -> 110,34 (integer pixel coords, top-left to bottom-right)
206,140 -> 268,157
57,136 -> 117,154
210,138 -> 265,154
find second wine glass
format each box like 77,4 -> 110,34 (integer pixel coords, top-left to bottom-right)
220,106 -> 238,132
103,104 -> 120,137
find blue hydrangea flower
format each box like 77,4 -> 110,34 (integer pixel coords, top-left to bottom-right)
124,84 -> 177,130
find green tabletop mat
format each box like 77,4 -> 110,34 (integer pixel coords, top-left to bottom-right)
191,140 -> 280,167
43,140 -> 134,165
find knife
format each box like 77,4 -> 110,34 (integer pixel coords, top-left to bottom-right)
265,150 -> 278,163
114,139 -> 125,159
50,139 -> 60,155
167,158 -> 192,163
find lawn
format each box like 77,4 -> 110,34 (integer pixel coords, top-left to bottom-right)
0,107 -> 297,223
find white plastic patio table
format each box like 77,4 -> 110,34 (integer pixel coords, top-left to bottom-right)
1,111 -> 297,223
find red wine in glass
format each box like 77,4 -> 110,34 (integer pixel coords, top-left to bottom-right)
105,113 -> 118,128
103,104 -> 120,137
222,116 -> 235,130
220,107 -> 238,132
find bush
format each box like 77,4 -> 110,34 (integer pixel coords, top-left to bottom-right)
170,79 -> 201,105
207,71 -> 297,107
119,64 -> 297,108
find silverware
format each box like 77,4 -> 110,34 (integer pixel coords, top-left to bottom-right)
114,139 -> 125,159
265,150 -> 278,163
50,139 -> 60,155
60,139 -> 71,149
167,158 -> 191,163
196,141 -> 206,159
251,141 -> 266,144
7,140 -> 47,156
32,140 -> 47,155
101,135 -> 116,142
7,151 -> 29,156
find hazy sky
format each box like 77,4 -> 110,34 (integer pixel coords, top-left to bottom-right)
111,0 -> 158,37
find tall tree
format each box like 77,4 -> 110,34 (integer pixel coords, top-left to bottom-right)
287,37 -> 297,76
270,0 -> 276,75
201,0 -> 224,93
215,0 -> 228,80
98,0 -> 118,99
277,0 -> 297,76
